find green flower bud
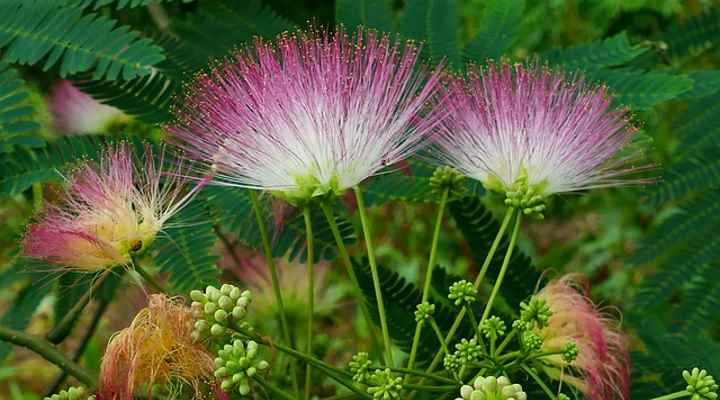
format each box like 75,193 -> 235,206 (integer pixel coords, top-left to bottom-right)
448,280 -> 477,306
367,369 -> 402,399
683,368 -> 719,400
414,302 -> 436,322
190,290 -> 206,303
519,297 -> 552,329
562,341 -> 579,364
348,352 -> 373,384
480,316 -> 507,340
430,166 -> 466,199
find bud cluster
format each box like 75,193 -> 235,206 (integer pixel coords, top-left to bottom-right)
44,387 -> 94,400
504,170 -> 546,219
367,368 -> 403,400
349,352 -> 374,384
214,339 -> 270,396
430,166 -> 467,199
414,302 -> 436,322
190,284 -> 253,340
480,316 -> 507,340
448,280 -> 477,306
444,338 -> 483,373
519,297 -> 552,329
455,376 -> 527,400
683,368 -> 718,400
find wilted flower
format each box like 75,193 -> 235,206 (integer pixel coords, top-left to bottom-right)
48,80 -> 127,135
167,27 -> 443,202
534,274 -> 630,400
434,63 -> 639,202
23,144 -> 202,271
98,295 -> 215,400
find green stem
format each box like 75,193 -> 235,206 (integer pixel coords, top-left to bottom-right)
649,391 -> 691,400
403,384 -> 459,392
133,262 -> 167,294
47,271 -> 110,344
354,185 -> 394,367
479,212 -> 522,326
522,364 -> 557,400
495,329 -> 517,356
407,188 -> 449,371
371,366 -> 456,384
464,305 -> 483,344
319,201 -> 379,348
428,319 -> 450,355
254,376 -> 297,400
32,183 -> 43,211
426,208 -> 516,373
250,191 -> 299,396
0,326 -> 95,387
303,207 -> 315,400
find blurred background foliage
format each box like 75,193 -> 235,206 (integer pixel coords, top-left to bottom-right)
1,0 -> 719,398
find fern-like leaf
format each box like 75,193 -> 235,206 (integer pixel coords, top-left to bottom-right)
0,63 -> 42,151
74,0 -> 193,10
588,68 -> 693,109
428,0 -> 461,66
0,0 -> 165,80
544,32 -> 648,69
335,0 -> 393,33
651,142 -> 720,205
464,0 -> 525,62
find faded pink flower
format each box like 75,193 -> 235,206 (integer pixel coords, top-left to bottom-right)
48,80 -> 127,135
167,27 -> 443,201
434,63 -> 639,197
536,275 -> 630,400
23,144 -> 203,271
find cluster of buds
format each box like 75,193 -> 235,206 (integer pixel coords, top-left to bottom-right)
430,166 -> 467,199
455,376 -> 527,400
349,352 -> 374,384
519,297 -> 552,329
683,368 -> 718,400
444,338 -> 483,373
414,302 -> 436,322
504,170 -> 547,219
366,368 -> 403,399
44,387 -> 94,400
214,339 -> 270,396
190,284 -> 253,340
480,316 -> 507,341
448,280 -> 477,306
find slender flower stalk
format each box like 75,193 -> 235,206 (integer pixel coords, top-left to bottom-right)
407,187 -> 450,371
249,190 -> 299,396
167,27 -> 443,203
303,207 -> 315,400
354,185 -> 394,367
319,201 -> 379,345
426,208 -> 515,373
479,212 -> 522,325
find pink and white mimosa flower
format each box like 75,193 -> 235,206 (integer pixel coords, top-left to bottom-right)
167,27 -> 443,202
48,80 -> 127,135
536,275 -> 630,400
434,63 -> 639,202
23,144 -> 203,271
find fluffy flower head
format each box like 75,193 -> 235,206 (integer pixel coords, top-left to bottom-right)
535,274 -> 630,400
168,27 -> 443,201
24,144 -> 200,271
49,80 -> 127,134
435,62 -> 638,200
98,295 -> 215,400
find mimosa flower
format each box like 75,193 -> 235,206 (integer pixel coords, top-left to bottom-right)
23,144 -> 202,271
98,295 -> 215,400
434,63 -> 639,205
48,80 -> 127,134
535,275 -> 630,400
167,27 -> 443,202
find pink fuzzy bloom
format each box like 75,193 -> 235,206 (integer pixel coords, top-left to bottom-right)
167,27 -> 443,200
23,144 -> 203,271
48,80 -> 127,135
536,275 -> 630,400
434,62 -> 640,196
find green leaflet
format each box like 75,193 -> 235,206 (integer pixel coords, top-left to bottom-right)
465,0 -> 525,62
0,0 -> 165,80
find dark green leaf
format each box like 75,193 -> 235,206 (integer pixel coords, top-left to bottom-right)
465,0 -> 524,62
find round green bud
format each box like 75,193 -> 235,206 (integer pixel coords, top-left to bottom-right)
210,324 -> 225,336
